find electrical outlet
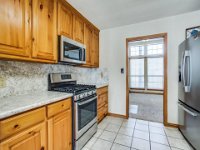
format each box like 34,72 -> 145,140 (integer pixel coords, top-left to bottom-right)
0,77 -> 6,88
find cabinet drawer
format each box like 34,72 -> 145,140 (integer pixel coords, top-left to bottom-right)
97,86 -> 108,95
47,99 -> 71,118
0,107 -> 45,141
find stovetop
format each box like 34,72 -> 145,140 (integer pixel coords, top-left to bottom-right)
48,73 -> 97,101
52,84 -> 96,94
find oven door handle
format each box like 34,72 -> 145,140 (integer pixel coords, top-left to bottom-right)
77,96 -> 97,106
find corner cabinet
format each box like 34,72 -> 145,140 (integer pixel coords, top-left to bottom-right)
97,86 -> 108,122
83,24 -> 93,66
32,0 -> 57,61
91,30 -> 99,67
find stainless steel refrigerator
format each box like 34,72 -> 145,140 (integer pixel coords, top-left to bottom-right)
178,35 -> 200,150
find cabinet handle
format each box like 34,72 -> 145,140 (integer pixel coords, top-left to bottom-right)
41,146 -> 44,150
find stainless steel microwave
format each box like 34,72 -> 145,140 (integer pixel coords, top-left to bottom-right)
59,35 -> 86,64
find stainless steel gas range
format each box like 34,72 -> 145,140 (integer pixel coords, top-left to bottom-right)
48,73 -> 97,150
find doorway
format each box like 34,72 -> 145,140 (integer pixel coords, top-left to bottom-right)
126,33 -> 168,124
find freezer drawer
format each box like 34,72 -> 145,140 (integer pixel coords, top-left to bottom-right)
178,101 -> 200,150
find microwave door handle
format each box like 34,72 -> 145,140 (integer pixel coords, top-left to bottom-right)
78,96 -> 97,106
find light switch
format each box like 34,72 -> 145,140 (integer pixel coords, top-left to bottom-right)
121,68 -> 124,74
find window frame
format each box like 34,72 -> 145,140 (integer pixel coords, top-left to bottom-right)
128,39 -> 164,91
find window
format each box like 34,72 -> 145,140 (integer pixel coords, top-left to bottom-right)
129,38 -> 164,90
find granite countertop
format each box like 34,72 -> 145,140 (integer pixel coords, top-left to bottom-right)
0,91 -> 73,120
96,83 -> 109,88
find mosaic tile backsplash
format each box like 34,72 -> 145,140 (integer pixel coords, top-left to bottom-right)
0,61 -> 108,98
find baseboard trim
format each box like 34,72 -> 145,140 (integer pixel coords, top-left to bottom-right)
107,112 -> 127,119
165,122 -> 179,128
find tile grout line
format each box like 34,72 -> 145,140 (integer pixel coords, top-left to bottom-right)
148,121 -> 152,150
109,117 -> 124,150
130,118 -> 137,149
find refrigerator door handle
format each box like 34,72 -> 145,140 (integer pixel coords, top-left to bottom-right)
182,50 -> 191,92
178,102 -> 199,117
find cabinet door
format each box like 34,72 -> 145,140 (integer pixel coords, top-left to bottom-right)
48,109 -> 72,150
73,16 -> 84,43
91,30 -> 99,67
83,23 -> 93,66
32,0 -> 57,61
0,122 -> 46,150
0,0 -> 31,57
58,2 -> 73,39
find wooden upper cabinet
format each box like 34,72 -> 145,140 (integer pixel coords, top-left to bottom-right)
92,30 -> 99,67
84,23 -> 93,65
32,0 -> 57,61
0,122 -> 46,150
0,0 -> 31,57
58,1 -> 73,39
73,16 -> 84,44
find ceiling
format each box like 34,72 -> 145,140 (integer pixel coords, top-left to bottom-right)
67,0 -> 200,30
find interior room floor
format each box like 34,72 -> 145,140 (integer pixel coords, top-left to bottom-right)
129,93 -> 163,123
82,116 -> 193,150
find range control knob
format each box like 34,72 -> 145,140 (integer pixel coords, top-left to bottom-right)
80,94 -> 84,99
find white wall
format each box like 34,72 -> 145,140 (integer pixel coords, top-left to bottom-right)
99,10 -> 200,124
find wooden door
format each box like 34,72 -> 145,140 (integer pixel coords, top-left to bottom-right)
83,23 -> 93,66
73,16 -> 84,43
32,0 -> 57,61
0,0 -> 31,57
91,30 -> 99,67
0,122 -> 46,150
48,109 -> 72,150
58,1 -> 73,39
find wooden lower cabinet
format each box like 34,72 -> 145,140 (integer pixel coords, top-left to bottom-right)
97,86 -> 108,122
0,122 -> 46,150
0,98 -> 72,150
48,107 -> 72,150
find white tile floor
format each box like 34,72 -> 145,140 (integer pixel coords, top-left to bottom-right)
82,116 -> 194,150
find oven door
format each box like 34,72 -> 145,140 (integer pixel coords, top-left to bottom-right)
60,35 -> 86,64
75,96 -> 97,139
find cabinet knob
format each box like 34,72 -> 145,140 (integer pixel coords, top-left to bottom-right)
40,4 -> 43,10
41,146 -> 44,150
14,124 -> 20,129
